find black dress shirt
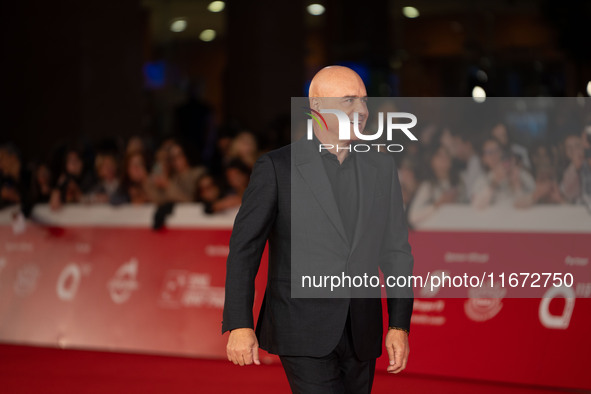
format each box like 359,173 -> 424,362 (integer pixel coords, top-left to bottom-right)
312,133 -> 359,244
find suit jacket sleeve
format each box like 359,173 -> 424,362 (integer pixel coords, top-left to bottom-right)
222,154 -> 278,333
379,155 -> 414,332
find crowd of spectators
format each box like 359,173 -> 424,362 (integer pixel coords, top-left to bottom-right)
0,128 -> 259,217
1,118 -> 590,225
403,122 -> 591,228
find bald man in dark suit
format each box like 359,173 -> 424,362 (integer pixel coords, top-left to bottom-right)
223,66 -> 414,393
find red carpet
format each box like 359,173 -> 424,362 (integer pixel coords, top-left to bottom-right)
0,344 -> 573,393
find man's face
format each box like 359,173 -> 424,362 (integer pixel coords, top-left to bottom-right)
310,73 -> 368,142
319,96 -> 368,141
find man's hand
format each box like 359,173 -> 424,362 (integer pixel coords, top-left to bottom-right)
385,329 -> 409,374
226,328 -> 260,366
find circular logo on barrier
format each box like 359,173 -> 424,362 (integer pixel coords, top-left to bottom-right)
538,285 -> 575,329
56,263 -> 92,301
107,258 -> 139,304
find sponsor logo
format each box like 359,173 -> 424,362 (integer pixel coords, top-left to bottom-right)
412,299 -> 446,326
576,282 -> 591,297
204,245 -> 229,257
414,299 -> 445,313
419,270 -> 448,297
464,282 -> 506,322
564,255 -> 588,266
56,262 -> 92,301
444,252 -> 489,263
411,314 -> 446,326
14,264 -> 40,297
539,285 -> 575,329
159,270 -> 224,309
107,258 -> 139,304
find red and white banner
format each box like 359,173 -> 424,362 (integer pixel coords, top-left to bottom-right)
0,204 -> 589,389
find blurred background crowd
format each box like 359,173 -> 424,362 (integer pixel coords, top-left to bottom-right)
1,0 -> 591,223
396,115 -> 591,227
1,105 -> 590,226
0,126 -> 259,216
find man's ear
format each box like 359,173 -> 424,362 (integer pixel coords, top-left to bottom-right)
311,98 -> 321,111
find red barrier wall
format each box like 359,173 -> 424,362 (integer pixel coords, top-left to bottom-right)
0,205 -> 589,390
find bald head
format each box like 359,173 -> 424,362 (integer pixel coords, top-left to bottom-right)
308,66 -> 367,98
306,66 -> 369,148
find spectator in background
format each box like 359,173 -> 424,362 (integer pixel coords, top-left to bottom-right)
582,124 -> 591,151
451,128 -> 485,200
514,162 -> 564,208
417,123 -> 439,146
472,138 -> 535,209
167,142 -> 206,202
149,140 -> 196,203
559,135 -> 584,203
122,151 -> 155,204
85,152 -> 127,205
208,123 -> 239,177
151,139 -> 175,181
195,174 -> 222,206
580,125 -> 591,209
126,136 -> 146,155
206,159 -> 251,214
50,149 -> 93,210
397,156 -> 419,208
438,127 -> 455,157
531,143 -> 556,173
408,145 -> 463,227
226,131 -> 259,169
491,122 -> 532,170
30,162 -> 52,204
0,144 -> 31,210
196,174 -> 222,203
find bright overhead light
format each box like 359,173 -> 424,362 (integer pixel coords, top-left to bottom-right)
472,86 -> 486,103
402,6 -> 419,18
586,81 -> 591,96
307,4 -> 325,16
170,18 -> 187,33
207,1 -> 225,13
199,29 -> 216,42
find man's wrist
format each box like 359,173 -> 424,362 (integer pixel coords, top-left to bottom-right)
388,326 -> 409,335
229,327 -> 252,332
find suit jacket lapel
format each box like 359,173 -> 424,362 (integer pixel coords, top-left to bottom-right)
293,138 -> 349,245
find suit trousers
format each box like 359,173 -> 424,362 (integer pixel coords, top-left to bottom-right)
279,311 -> 377,394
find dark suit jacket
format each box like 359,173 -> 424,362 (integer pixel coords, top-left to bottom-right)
222,136 -> 414,361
